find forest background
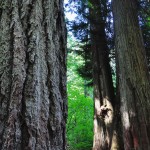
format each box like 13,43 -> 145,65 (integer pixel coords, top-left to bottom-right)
65,0 -> 150,150
0,0 -> 149,149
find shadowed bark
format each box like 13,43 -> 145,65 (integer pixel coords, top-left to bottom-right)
90,0 -> 123,149
113,0 -> 150,149
0,0 -> 67,150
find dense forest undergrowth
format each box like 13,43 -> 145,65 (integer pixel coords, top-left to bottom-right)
66,37 -> 94,150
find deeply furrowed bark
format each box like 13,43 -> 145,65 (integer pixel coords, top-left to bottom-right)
113,0 -> 150,149
0,0 -> 67,150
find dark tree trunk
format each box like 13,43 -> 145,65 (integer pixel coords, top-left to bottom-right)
113,0 -> 150,149
0,0 -> 67,150
89,0 -> 123,149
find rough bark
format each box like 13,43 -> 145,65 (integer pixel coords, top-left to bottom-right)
113,0 -> 150,149
0,0 -> 67,150
89,0 -> 123,149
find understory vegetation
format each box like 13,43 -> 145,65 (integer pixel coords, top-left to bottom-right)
67,38 -> 94,150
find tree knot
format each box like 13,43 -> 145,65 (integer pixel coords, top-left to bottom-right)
98,105 -> 112,119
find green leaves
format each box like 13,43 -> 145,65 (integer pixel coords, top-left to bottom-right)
67,52 -> 93,150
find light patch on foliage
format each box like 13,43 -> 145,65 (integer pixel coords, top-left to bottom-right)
67,52 -> 94,150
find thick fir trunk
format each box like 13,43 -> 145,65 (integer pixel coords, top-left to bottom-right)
113,0 -> 150,149
90,0 -> 122,149
0,0 -> 67,150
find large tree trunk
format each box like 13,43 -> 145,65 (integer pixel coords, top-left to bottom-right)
89,0 -> 123,149
0,0 -> 67,150
113,0 -> 150,149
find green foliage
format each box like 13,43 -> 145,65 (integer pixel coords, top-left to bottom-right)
139,1 -> 150,68
87,1 -> 93,9
67,51 -> 94,150
66,0 -> 115,88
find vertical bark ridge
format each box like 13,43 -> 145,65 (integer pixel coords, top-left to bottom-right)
3,0 -> 27,149
44,1 -> 67,149
20,1 -> 37,149
0,0 -> 14,148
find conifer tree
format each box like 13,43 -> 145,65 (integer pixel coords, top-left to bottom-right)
113,0 -> 150,149
0,1 -> 67,149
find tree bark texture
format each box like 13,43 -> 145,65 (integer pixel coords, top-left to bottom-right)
113,0 -> 150,149
0,0 -> 67,150
89,0 -> 121,149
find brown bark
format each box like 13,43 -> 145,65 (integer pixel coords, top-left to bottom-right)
113,0 -> 150,149
0,0 -> 67,150
89,0 -> 123,149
